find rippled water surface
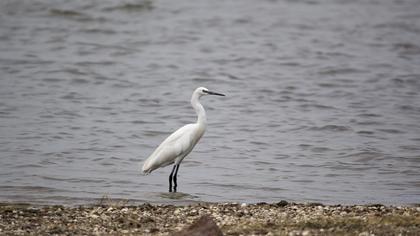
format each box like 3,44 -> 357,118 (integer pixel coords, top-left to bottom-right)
1,0 -> 420,205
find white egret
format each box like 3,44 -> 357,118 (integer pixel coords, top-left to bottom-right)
142,87 -> 225,192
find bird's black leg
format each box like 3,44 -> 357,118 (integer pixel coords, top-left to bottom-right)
169,165 -> 177,192
173,164 -> 180,192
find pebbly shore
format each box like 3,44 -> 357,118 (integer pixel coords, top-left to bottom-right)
1,201 -> 419,235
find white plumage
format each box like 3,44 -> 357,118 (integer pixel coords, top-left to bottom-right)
142,123 -> 204,173
141,87 -> 225,192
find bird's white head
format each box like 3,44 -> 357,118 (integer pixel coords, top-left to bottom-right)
194,87 -> 226,98
191,87 -> 225,126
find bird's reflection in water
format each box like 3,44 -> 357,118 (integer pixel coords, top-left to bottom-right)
158,192 -> 198,200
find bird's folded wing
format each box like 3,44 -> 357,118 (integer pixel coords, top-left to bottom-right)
142,124 -> 196,173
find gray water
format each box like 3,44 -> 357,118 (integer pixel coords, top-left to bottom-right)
1,0 -> 420,206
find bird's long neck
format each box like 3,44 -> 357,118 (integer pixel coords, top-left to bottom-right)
191,93 -> 207,127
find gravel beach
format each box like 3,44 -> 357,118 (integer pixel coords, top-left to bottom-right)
1,201 -> 419,235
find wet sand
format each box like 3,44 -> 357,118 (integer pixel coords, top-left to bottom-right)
1,201 -> 419,235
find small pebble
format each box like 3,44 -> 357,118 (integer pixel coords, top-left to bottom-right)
302,230 -> 310,236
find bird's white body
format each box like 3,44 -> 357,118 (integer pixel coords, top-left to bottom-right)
141,87 -> 222,175
142,123 -> 205,174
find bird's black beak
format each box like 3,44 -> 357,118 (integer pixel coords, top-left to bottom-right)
205,90 -> 225,96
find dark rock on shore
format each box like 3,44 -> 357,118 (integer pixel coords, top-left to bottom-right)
172,215 -> 223,236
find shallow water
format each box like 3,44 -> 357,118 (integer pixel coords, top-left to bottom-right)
1,0 -> 420,205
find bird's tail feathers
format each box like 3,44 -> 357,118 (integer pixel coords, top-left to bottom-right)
141,169 -> 152,176
140,161 -> 149,175
141,160 -> 153,175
